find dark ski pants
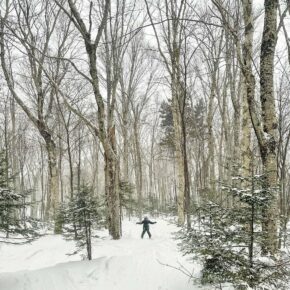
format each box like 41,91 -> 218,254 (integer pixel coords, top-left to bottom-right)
141,228 -> 151,238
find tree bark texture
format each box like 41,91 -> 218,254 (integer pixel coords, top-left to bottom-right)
242,0 -> 279,254
241,0 -> 255,180
259,0 -> 279,255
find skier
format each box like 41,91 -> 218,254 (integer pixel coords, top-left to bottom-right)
136,216 -> 157,239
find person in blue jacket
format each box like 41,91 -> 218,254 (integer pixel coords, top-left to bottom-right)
136,216 -> 157,238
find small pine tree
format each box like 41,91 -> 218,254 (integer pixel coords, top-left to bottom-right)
178,175 -> 290,289
119,180 -> 136,217
159,98 -> 206,149
61,185 -> 104,260
0,150 -> 38,243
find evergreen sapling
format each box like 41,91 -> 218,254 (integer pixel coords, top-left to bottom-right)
178,175 -> 290,289
0,150 -> 39,244
61,185 -> 105,260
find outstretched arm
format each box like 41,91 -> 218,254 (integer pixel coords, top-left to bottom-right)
136,221 -> 143,224
149,221 -> 157,224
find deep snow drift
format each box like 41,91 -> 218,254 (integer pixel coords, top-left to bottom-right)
0,218 -> 214,290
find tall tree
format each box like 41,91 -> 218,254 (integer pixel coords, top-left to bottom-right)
118,32 -> 156,218
257,0 -> 279,254
145,0 -> 191,226
240,0 -> 255,185
0,0 -> 69,232
54,0 -> 137,239
213,0 -> 280,254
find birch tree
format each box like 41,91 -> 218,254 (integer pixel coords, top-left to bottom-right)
257,0 -> 279,254
213,0 -> 280,254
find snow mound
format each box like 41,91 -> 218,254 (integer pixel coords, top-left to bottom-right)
0,219 -> 203,290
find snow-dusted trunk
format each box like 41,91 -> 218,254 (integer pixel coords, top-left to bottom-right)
172,96 -> 185,226
241,0 -> 254,183
259,0 -> 279,255
122,107 -> 129,183
168,31 -> 185,225
120,97 -> 131,216
66,126 -> 74,198
133,121 -> 143,219
225,32 -> 241,183
31,172 -> 39,219
207,72 -> 216,196
149,123 -> 156,207
43,135 -> 60,233
218,82 -> 230,186
232,84 -> 241,174
242,0 -> 279,254
240,80 -> 253,180
10,98 -> 20,195
104,129 -> 121,239
85,212 -> 92,261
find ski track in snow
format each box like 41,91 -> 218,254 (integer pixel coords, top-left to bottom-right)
0,219 -> 213,290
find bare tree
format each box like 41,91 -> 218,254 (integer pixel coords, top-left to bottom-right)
213,0 -> 280,254
144,0 -> 193,226
54,0 -> 140,239
0,0 -> 70,232
118,31 -> 156,218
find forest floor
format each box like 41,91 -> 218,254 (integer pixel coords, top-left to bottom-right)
0,218 -> 232,290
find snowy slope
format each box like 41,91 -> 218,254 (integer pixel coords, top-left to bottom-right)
0,219 -> 209,290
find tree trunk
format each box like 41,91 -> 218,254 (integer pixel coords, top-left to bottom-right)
43,135 -> 61,233
172,94 -> 185,225
10,97 -> 20,194
240,79 -> 253,184
259,0 -> 279,255
61,0 -> 121,239
104,127 -> 121,239
134,121 -> 143,219
207,72 -> 216,198
241,0 -> 255,183
242,0 -> 279,255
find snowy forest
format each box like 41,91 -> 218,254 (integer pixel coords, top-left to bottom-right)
1,0 -> 290,289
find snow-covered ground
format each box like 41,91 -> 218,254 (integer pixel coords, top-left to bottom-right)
0,218 -> 216,290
